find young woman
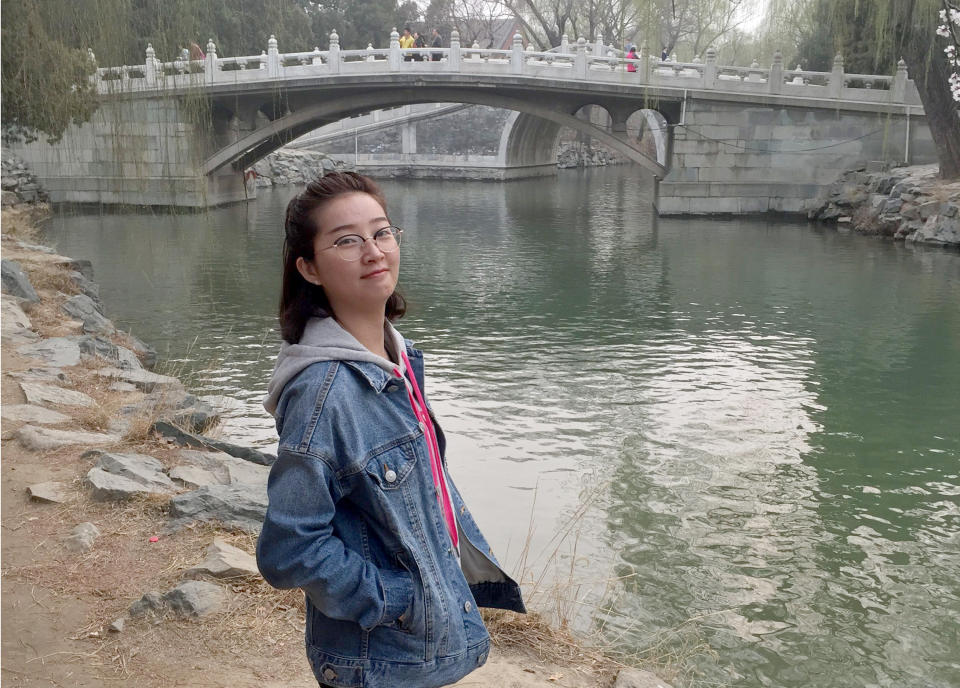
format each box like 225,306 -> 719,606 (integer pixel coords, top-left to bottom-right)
257,172 -> 525,688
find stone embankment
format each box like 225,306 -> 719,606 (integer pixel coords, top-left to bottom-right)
1,200 -> 669,686
809,163 -> 960,248
250,149 -> 351,187
2,155 -> 48,206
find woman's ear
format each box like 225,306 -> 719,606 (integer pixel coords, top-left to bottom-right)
296,256 -> 322,286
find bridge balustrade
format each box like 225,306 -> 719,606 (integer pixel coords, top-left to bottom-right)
91,32 -> 920,108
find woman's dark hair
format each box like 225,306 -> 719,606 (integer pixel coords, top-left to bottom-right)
280,171 -> 406,343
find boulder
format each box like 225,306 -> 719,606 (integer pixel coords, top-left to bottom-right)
184,538 -> 260,580
168,484 -> 268,532
221,455 -> 270,486
20,382 -> 95,408
9,367 -> 68,383
27,481 -> 70,503
129,591 -> 166,617
16,338 -> 82,367
68,270 -> 103,309
614,668 -> 674,688
61,294 -> 114,335
73,335 -> 142,370
1,404 -> 71,425
908,214 -> 960,247
176,450 -> 232,482
152,421 -> 276,466
1,259 -> 40,302
1,295 -> 32,332
170,465 -> 223,489
86,451 -> 176,492
163,580 -> 225,617
66,522 -> 101,552
18,425 -> 119,451
95,366 -> 182,393
85,467 -> 168,501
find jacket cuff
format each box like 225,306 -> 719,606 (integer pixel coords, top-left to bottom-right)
379,569 -> 414,626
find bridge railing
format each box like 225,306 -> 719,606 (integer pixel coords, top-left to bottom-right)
90,32 -> 922,108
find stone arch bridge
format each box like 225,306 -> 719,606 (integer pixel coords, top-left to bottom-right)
11,31 -> 935,214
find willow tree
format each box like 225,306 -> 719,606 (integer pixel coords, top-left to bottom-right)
778,0 -> 960,179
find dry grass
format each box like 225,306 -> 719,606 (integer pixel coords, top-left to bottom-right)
1,204 -> 51,241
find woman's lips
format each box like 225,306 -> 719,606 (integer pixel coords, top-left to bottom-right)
362,268 -> 389,279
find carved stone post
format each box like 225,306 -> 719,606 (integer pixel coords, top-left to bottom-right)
367,44 -> 376,62
267,35 -> 280,77
829,53 -> 844,98
329,31 -> 340,74
389,28 -> 401,71
205,39 -> 217,84
511,32 -> 524,74
575,36 -> 587,78
594,32 -> 604,60
893,58 -> 908,102
704,46 -> 717,89
448,29 -> 461,71
311,46 -> 322,66
561,34 -> 569,53
145,43 -> 157,87
769,50 -> 783,94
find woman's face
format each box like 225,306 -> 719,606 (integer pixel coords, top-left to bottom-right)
296,192 -> 400,320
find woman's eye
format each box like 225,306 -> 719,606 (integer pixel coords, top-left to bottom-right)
336,236 -> 363,247
374,228 -> 392,240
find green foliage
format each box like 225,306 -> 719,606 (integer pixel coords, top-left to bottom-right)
794,0 -> 896,73
1,4 -> 99,143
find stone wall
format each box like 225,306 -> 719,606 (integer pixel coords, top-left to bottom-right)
1,156 -> 48,206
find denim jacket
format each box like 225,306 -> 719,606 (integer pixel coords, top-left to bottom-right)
257,319 -> 525,688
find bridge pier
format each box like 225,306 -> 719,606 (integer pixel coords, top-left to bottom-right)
657,99 -> 935,215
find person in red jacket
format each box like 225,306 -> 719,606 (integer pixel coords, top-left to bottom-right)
626,44 -> 638,73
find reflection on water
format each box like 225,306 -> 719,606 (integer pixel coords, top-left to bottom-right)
44,168 -> 960,687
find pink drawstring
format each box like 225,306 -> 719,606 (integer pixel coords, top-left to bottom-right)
395,350 -> 458,550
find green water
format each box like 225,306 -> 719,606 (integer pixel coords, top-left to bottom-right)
45,167 -> 960,687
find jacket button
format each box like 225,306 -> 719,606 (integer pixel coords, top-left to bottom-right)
384,469 -> 397,483
322,667 -> 337,681
464,601 -> 473,613
418,421 -> 426,431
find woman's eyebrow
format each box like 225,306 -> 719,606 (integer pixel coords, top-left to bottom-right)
326,217 -> 389,234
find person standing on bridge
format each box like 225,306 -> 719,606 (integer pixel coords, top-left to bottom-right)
431,28 -> 443,61
626,44 -> 638,73
400,27 -> 415,61
257,171 -> 525,688
413,31 -> 427,60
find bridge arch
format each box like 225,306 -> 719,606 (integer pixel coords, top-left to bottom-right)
202,86 -> 670,180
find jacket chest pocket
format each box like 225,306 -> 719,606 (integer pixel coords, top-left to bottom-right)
364,436 -> 419,491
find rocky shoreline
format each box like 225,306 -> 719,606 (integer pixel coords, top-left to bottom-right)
0,200 -> 668,686
808,163 -> 960,248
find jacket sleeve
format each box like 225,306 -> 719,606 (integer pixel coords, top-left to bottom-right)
256,449 -> 413,631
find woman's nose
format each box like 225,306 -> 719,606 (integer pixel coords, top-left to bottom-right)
360,237 -> 385,259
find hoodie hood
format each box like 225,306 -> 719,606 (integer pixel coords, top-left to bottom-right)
263,317 -> 405,415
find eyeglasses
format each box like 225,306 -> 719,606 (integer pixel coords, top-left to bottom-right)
318,225 -> 403,261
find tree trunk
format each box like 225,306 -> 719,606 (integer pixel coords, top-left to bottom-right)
898,4 -> 960,179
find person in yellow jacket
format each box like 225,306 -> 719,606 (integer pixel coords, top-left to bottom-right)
399,27 -> 415,61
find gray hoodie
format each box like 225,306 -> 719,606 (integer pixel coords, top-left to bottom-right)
263,317 -> 406,416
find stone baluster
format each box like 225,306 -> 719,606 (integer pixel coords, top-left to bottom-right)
828,53 -> 844,98
367,44 -> 376,62
329,31 -> 340,73
893,57 -> 908,102
471,41 -> 481,61
525,42 -> 535,64
267,35 -> 280,77
594,32 -> 604,63
575,36 -> 587,78
791,64 -> 805,85
145,43 -> 157,86
511,32 -> 524,74
389,28 -> 401,70
260,51 -> 267,70
312,46 -> 322,66
703,46 -> 717,89
205,39 -> 217,84
448,30 -> 461,71
561,34 -> 569,53
769,50 -> 783,94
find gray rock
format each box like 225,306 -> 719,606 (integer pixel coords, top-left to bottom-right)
184,538 -> 260,580
1,190 -> 19,206
73,336 -> 142,370
1,259 -> 40,302
176,450 -> 232,482
1,404 -> 71,425
163,580 -> 225,617
108,618 -> 125,633
152,421 -> 276,466
20,382 -> 95,408
614,668 -> 674,688
95,366 -> 182,392
68,270 -> 102,308
170,464 -> 223,489
61,294 -> 114,335
918,200 -> 941,220
8,367 -> 68,384
120,333 -> 158,370
900,204 -> 920,220
129,591 -> 166,617
66,522 -> 101,552
168,484 -> 268,532
942,203 -> 958,218
109,381 -> 138,393
16,338 -> 82,367
18,425 -> 119,451
883,198 -> 902,214
86,451 -> 175,492
222,456 -> 270,486
908,214 -> 960,247
27,481 -> 70,503
85,467 -> 168,501
1,294 -> 32,332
